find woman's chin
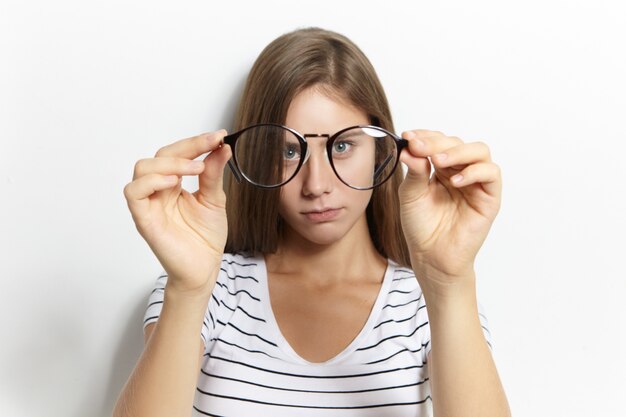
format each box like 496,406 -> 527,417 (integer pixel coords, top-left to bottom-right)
300,231 -> 345,247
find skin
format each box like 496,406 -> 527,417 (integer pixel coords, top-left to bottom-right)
275,87 -> 375,251
115,86 -> 510,417
265,87 -> 387,362
398,129 -> 509,416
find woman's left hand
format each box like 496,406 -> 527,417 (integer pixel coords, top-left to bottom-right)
398,129 -> 502,292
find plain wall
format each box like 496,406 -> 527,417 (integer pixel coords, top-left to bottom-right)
1,1 -> 625,416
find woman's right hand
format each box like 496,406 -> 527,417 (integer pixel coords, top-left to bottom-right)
123,130 -> 232,295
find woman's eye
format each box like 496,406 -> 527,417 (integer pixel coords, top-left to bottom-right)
283,146 -> 300,160
333,141 -> 352,154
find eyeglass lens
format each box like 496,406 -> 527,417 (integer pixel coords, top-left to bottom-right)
233,125 -> 398,189
330,127 -> 397,189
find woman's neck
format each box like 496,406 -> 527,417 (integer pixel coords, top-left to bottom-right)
265,219 -> 387,287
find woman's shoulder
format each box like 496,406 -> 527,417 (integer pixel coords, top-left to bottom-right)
387,259 -> 417,279
220,252 -> 263,270
216,252 -> 264,286
386,260 -> 422,292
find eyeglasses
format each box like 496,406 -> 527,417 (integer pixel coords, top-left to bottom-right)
223,123 -> 408,190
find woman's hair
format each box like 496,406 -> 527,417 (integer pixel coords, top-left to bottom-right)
224,27 -> 410,267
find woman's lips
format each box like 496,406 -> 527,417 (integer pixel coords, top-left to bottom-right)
303,208 -> 342,222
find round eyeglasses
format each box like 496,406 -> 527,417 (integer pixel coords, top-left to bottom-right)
223,123 -> 408,190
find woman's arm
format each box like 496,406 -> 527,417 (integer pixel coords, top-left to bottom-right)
422,271 -> 510,417
117,130 -> 231,417
397,129 -> 509,415
113,284 -> 212,417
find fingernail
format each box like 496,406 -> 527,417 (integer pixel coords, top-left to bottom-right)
414,139 -> 425,147
191,161 -> 205,169
451,174 -> 463,183
435,153 -> 447,161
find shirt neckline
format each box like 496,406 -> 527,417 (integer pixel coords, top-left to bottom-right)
255,254 -> 395,366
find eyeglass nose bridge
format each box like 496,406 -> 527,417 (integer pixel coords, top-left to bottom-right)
302,133 -> 331,165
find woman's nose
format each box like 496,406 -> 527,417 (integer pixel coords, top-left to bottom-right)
300,146 -> 334,197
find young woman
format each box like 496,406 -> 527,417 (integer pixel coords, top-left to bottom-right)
115,28 -> 510,417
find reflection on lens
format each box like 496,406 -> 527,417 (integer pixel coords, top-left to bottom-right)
331,127 -> 397,190
234,125 -> 303,187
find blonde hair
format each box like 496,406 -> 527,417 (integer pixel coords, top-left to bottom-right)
224,27 -> 410,267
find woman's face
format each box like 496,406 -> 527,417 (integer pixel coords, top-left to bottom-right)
278,87 -> 374,247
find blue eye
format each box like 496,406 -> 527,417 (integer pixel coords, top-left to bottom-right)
283,145 -> 300,160
333,140 -> 352,154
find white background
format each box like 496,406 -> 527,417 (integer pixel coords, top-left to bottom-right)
1,1 -> 625,416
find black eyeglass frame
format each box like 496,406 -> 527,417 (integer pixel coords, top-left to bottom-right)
223,123 -> 408,190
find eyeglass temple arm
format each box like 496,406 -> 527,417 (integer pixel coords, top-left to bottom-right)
222,135 -> 243,183
374,155 -> 393,182
373,138 -> 408,182
226,160 -> 242,183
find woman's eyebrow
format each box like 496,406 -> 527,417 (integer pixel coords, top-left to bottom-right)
334,129 -> 371,140
338,130 -> 363,138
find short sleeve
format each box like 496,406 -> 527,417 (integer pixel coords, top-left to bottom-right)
142,272 -> 213,346
143,273 -> 167,331
478,304 -> 493,350
419,300 -> 494,363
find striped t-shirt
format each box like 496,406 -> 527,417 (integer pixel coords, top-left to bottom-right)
144,252 -> 492,417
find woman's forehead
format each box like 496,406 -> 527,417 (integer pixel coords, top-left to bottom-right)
285,87 -> 368,135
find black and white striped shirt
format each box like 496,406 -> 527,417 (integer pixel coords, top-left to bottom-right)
144,252 -> 492,416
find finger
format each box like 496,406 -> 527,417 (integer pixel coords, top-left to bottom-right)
402,130 -> 464,158
133,157 -> 206,180
398,148 -> 432,200
431,142 -> 492,170
195,143 -> 233,208
449,162 -> 502,197
407,129 -> 446,137
124,173 -> 180,211
155,130 -> 227,160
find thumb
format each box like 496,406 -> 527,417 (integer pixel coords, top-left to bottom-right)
196,130 -> 232,207
398,144 -> 432,201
